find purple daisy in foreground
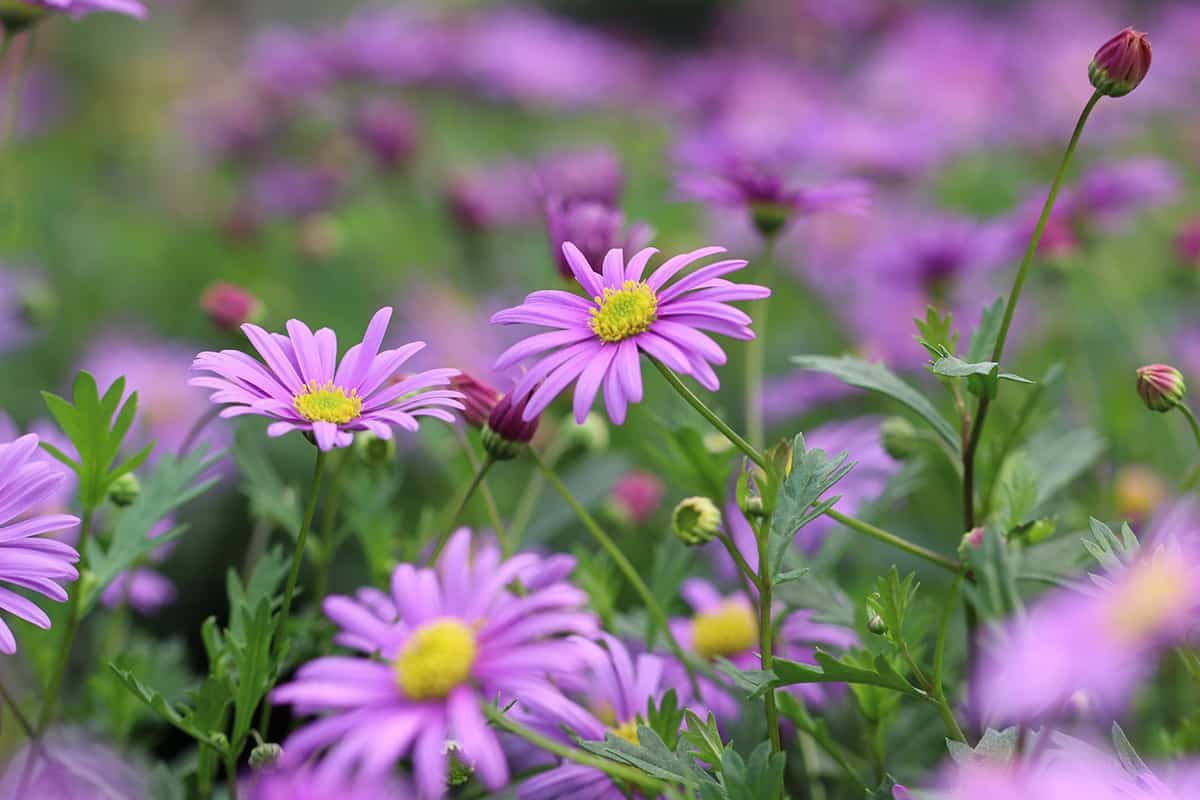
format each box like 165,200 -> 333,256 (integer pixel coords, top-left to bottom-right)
249,764 -> 412,800
975,543 -> 1200,723
513,634 -> 676,800
0,434 -> 80,654
665,579 -> 855,721
274,529 -> 597,798
190,307 -> 463,451
4,0 -> 145,22
0,727 -> 149,799
491,243 -> 768,425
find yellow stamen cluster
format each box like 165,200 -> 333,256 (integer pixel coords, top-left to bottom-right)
1107,556 -> 1193,643
395,619 -> 478,700
692,601 -> 759,660
589,281 -> 658,343
292,380 -> 363,424
610,719 -> 641,746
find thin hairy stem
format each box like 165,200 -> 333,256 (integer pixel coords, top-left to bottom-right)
745,235 -> 777,449
453,427 -> 509,555
313,449 -> 351,603
427,456 -> 495,565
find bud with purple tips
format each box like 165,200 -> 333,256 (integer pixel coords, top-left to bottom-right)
543,198 -> 653,280
1136,363 -> 1185,412
482,390 -> 539,460
451,372 -> 502,429
352,99 -> 418,170
1088,27 -> 1152,98
201,281 -> 263,331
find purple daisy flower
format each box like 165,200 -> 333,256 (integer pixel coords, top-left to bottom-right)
8,0 -> 145,21
665,579 -> 855,720
543,198 -> 653,281
190,307 -> 463,452
513,634 -> 675,800
0,434 -> 80,654
248,764 -> 412,800
274,529 -> 597,798
491,244 -> 769,425
975,544 -> 1200,723
676,159 -> 870,221
0,727 -> 149,799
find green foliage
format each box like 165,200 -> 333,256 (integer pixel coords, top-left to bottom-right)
231,426 -> 301,536
791,355 -> 960,453
766,434 -> 854,578
1082,518 -> 1140,583
946,727 -> 1019,766
646,689 -> 686,750
715,742 -> 786,800
108,665 -> 230,753
866,567 -> 919,652
1022,426 -> 1106,508
84,445 -> 222,613
966,298 -> 1005,362
581,725 -> 717,792
41,371 -> 152,511
647,425 -> 730,501
963,526 -> 1024,619
681,710 -> 728,767
93,634 -> 195,742
914,306 -> 958,355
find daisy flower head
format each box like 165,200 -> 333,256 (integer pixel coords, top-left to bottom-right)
190,307 -> 464,451
513,634 -> 676,800
0,434 -> 81,654
491,244 -> 769,425
274,529 -> 598,798
665,578 -> 855,720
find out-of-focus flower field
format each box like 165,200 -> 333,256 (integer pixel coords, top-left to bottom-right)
0,0 -> 1199,797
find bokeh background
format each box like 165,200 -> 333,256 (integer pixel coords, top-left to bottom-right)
0,0 -> 1198,785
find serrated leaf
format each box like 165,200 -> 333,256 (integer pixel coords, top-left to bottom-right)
646,689 -> 685,750
231,427 -> 301,535
227,547 -> 289,644
768,435 -> 854,577
791,355 -> 960,453
1021,427 -> 1105,508
720,741 -> 785,800
868,567 -> 918,652
681,711 -> 728,767
108,664 -> 228,752
992,453 -> 1039,531
967,298 -> 1005,363
914,306 -> 958,355
947,727 -> 1019,766
580,726 -> 712,789
229,600 -> 275,750
930,355 -> 999,379
963,526 -> 1023,619
1083,518 -> 1140,580
767,649 -> 924,698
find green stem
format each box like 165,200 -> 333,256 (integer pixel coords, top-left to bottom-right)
225,751 -> 240,800
716,531 -> 760,591
529,448 -> 700,696
508,436 -> 571,550
0,678 -> 34,739
314,450 -> 351,603
483,703 -> 662,794
258,449 -> 327,735
37,508 -> 94,734
1177,403 -> 1200,453
754,518 -> 782,754
825,509 -> 963,575
454,428 -> 510,556
650,357 -> 767,472
427,456 -> 495,565
991,90 -> 1102,365
745,235 -> 777,450
931,577 -> 967,743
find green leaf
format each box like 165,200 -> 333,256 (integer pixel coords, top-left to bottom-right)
231,426 -> 301,536
1112,722 -> 1151,776
946,727 -> 1019,766
681,711 -> 728,767
929,354 -> 998,379
963,526 -> 1023,620
228,600 -> 275,751
767,649 -> 924,698
719,742 -> 786,800
992,453 -> 1040,531
774,568 -> 810,586
85,446 -> 222,612
1021,427 -> 1105,508
967,298 -> 1005,363
768,434 -> 854,576
867,568 -> 918,652
646,425 -> 729,502
108,664 -> 229,752
914,306 -> 958,356
791,355 -> 960,453
226,547 -> 289,644
580,726 -> 714,790
776,693 -> 866,789
646,689 -> 685,750
1083,519 -> 1139,585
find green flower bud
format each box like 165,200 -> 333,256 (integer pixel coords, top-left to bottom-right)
354,431 -> 395,466
249,742 -> 283,769
866,607 -> 887,635
879,416 -> 919,460
672,496 -> 721,546
740,495 -> 766,520
446,741 -> 473,787
568,411 -> 609,452
108,473 -> 141,507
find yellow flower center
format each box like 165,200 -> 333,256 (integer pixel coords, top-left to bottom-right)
1107,557 -> 1193,643
610,719 -> 641,746
692,601 -> 759,660
292,380 -> 363,424
589,281 -> 658,343
395,619 -> 478,700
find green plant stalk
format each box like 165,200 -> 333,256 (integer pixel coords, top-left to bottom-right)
37,508 -> 94,734
653,357 -> 964,574
754,517 -> 783,755
225,751 -> 240,800
745,235 -> 777,450
1176,403 -> 1200,453
313,449 -> 351,603
0,677 -> 34,740
258,448 -> 327,735
483,703 -> 662,794
530,448 -> 700,696
427,456 -> 495,565
508,435 -> 571,549
453,427 -> 510,556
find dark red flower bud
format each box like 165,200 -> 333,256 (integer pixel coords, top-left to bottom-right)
482,391 -> 539,460
1089,28 -> 1151,98
451,372 -> 502,429
201,282 -> 263,331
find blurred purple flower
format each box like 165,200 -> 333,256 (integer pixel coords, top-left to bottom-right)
275,529 -> 596,798
247,28 -> 331,101
665,579 -> 855,720
352,99 -> 418,170
9,0 -> 145,21
543,199 -> 652,280
514,634 -> 674,799
0,414 -> 75,517
446,162 -> 539,232
534,148 -> 625,207
0,728 -> 147,799
0,266 -> 45,354
608,470 -> 665,526
762,371 -> 859,426
0,67 -> 67,140
319,8 -> 455,85
251,164 -> 343,221
249,764 -> 412,800
0,434 -> 79,654
99,518 -> 175,616
976,544 -> 1200,723
1174,218 -> 1200,264
1066,158 -> 1181,226
81,333 -> 228,460
393,281 -> 519,386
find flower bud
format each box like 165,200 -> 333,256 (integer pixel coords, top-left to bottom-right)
201,281 -> 263,331
671,496 -> 721,546
482,391 -> 539,461
740,495 -> 766,520
1135,363 -> 1185,412
108,473 -> 141,507
879,416 -> 919,460
567,411 -> 609,452
18,279 -> 56,328
352,99 -> 418,170
960,526 -> 984,554
1089,27 -> 1151,98
751,201 -> 792,239
451,373 -> 501,429
609,471 -> 665,526
866,606 -> 887,635
354,431 -> 395,466
445,741 -> 474,787
249,741 -> 283,769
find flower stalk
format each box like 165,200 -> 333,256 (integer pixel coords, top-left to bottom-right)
36,508 -> 93,734
428,455 -> 496,565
